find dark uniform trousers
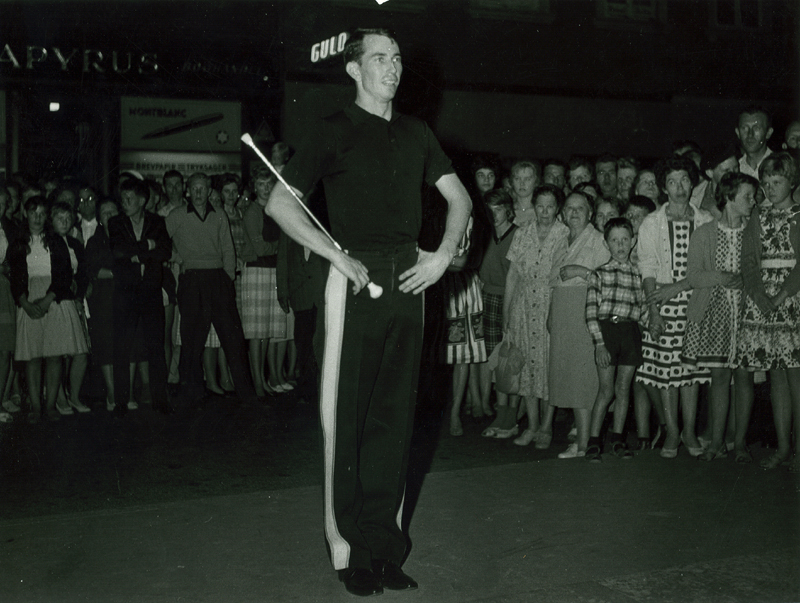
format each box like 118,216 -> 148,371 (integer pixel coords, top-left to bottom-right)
177,268 -> 255,402
318,242 -> 423,571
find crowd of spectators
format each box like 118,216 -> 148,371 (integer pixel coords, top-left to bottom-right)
1,107 -> 798,474
444,106 -> 800,472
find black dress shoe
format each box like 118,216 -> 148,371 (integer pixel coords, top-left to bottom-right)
338,568 -> 383,597
372,560 -> 418,590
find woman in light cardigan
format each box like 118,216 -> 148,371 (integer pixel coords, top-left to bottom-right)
636,157 -> 714,458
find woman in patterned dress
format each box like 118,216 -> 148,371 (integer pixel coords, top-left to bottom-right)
490,185 -> 568,443
636,157 -> 714,458
444,208 -> 489,437
682,173 -> 758,462
738,152 -> 800,471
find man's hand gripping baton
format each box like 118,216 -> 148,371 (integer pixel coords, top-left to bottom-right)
241,133 -> 383,299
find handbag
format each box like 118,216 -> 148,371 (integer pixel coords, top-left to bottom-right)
488,333 -> 524,395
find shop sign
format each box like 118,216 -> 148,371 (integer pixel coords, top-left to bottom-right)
310,32 -> 349,63
0,43 -> 158,74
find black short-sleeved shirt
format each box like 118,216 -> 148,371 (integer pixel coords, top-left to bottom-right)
281,103 -> 453,251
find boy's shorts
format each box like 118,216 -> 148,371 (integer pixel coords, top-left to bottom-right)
598,319 -> 642,366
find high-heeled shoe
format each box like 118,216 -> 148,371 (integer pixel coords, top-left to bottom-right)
534,431 -> 552,450
513,428 -> 536,446
493,424 -> 519,439
681,433 -> 704,457
698,446 -> 727,461
55,402 -> 74,416
68,399 -> 91,413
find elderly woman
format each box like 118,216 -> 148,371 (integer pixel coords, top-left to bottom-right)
542,191 -> 610,457
636,157 -> 714,458
486,185 -> 568,442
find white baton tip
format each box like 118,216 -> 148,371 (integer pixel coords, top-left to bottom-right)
241,133 -> 253,145
367,282 -> 383,299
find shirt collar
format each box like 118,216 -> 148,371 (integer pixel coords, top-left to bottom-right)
187,202 -> 215,217
345,102 -> 402,125
606,258 -> 632,269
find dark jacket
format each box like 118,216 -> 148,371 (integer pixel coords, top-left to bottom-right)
108,211 -> 171,291
276,231 -> 328,312
8,232 -> 87,305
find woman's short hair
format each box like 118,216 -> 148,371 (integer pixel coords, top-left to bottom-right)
251,166 -> 275,184
471,154 -> 498,177
563,190 -> 593,216
654,156 -> 700,190
510,160 -> 541,181
50,200 -> 75,221
532,184 -> 566,210
218,172 -> 242,193
715,172 -> 760,211
572,181 -> 600,205
759,151 -> 798,186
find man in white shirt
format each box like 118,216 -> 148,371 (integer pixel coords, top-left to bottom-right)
736,105 -> 773,179
78,185 -> 98,246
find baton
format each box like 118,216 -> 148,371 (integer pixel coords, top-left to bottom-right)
241,133 -> 383,299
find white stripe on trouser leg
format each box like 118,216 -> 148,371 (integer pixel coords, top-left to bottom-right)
320,265 -> 350,569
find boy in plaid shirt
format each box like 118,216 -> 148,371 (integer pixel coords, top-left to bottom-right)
584,217 -> 646,462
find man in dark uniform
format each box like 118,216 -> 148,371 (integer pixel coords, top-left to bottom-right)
266,28 -> 471,597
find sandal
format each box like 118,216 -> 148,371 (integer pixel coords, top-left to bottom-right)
585,444 -> 602,463
734,448 -> 753,464
698,446 -> 728,461
760,452 -> 790,470
610,441 -> 633,459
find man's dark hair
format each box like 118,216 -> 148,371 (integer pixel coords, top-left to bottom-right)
715,172 -> 759,211
654,156 -> 700,190
595,153 -> 617,168
568,156 -> 594,178
120,177 -> 150,201
343,28 -> 398,65
739,104 -> 772,129
543,158 -> 568,173
672,140 -> 703,157
604,217 -> 634,241
627,194 -> 657,214
162,169 -> 184,185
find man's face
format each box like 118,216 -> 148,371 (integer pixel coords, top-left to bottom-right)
736,112 -> 773,156
543,165 -> 566,190
616,167 -> 637,200
511,167 -> 536,199
596,161 -> 617,197
784,122 -> 800,150
568,166 -> 591,190
594,201 -> 619,233
708,157 -> 738,185
348,34 -> 402,104
634,170 -> 659,201
164,176 -> 184,204
121,190 -> 147,218
52,210 -> 73,237
488,203 -> 510,229
78,187 -> 96,220
188,179 -> 210,208
663,169 -> 692,204
474,168 -> 496,193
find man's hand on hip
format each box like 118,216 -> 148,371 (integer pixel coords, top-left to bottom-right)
399,249 -> 448,295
